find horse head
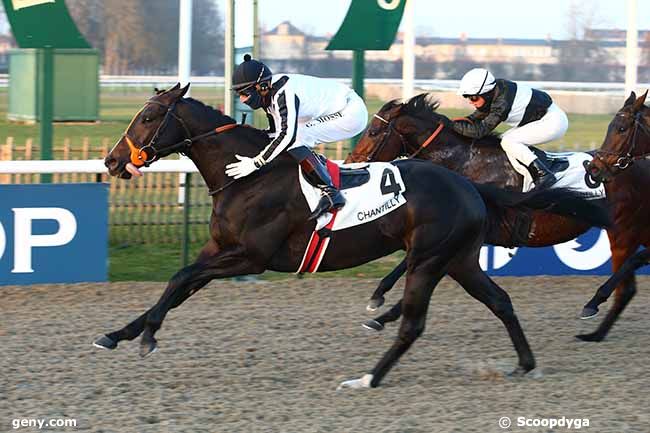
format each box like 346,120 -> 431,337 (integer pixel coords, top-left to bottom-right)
105,83 -> 192,179
587,90 -> 649,183
346,94 -> 449,163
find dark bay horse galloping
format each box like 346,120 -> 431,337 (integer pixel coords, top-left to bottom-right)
346,92 -> 648,341
95,84 -> 606,388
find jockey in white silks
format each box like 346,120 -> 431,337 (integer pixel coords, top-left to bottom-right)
227,54 -> 368,220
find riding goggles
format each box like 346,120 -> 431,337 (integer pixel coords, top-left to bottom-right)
463,95 -> 481,102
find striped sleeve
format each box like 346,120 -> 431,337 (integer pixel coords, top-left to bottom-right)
257,89 -> 300,163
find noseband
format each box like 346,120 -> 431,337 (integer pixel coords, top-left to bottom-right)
590,111 -> 650,180
359,114 -> 445,162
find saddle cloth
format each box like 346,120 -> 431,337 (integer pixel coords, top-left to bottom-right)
299,160 -> 407,232
296,159 -> 407,274
521,148 -> 606,199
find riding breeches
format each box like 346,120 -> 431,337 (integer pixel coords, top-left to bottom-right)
500,103 -> 569,175
289,91 -> 368,150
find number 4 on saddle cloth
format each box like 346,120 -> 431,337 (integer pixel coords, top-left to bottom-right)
296,157 -> 407,274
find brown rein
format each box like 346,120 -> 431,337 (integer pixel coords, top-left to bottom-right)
357,114 -> 445,162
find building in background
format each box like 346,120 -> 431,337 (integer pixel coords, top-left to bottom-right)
260,21 -> 650,82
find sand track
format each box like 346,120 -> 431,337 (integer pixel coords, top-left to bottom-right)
2,276 -> 649,432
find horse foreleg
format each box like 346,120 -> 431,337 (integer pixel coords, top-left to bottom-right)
577,246 -> 647,342
95,245 -> 260,356
367,259 -> 407,311
138,250 -> 261,357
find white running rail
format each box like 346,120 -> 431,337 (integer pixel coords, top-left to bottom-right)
0,159 -> 199,174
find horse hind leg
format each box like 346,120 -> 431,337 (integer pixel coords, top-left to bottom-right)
449,260 -> 536,376
339,249 -> 454,389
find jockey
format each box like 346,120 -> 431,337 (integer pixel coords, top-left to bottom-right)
452,68 -> 569,189
227,54 -> 368,220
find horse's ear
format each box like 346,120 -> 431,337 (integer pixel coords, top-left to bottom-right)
179,83 -> 191,97
624,91 -> 637,106
633,90 -> 648,110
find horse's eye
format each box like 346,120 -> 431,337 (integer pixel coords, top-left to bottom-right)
143,117 -> 152,123
368,130 -> 378,137
619,126 -> 626,132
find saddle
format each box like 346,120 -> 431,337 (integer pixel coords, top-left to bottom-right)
300,155 -> 371,190
530,146 -> 570,174
338,165 -> 370,190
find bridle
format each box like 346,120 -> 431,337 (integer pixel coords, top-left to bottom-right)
123,99 -> 238,168
123,99 -> 192,167
589,110 -> 650,180
357,113 -> 444,162
121,97 -> 240,196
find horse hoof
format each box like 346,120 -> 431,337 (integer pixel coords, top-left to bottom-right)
362,319 -> 384,332
93,335 -> 117,350
575,332 -> 605,342
366,297 -> 385,312
139,341 -> 158,358
337,374 -> 374,390
508,366 -> 530,377
579,307 -> 599,319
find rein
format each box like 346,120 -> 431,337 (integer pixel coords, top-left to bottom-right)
360,114 -> 444,162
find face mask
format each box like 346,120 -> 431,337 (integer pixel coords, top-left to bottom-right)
244,91 -> 264,109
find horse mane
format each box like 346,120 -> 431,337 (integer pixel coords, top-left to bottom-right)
182,97 -> 270,143
396,93 -> 502,147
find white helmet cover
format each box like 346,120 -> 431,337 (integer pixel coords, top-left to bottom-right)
457,68 -> 496,96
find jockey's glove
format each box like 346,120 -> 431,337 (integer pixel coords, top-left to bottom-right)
225,154 -> 266,179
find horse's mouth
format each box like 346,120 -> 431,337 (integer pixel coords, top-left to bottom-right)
108,161 -> 142,179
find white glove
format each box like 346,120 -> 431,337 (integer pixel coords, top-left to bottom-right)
225,154 -> 265,179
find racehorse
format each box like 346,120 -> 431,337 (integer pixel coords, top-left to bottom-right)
94,84 -> 607,388
579,90 -> 650,341
345,92 -> 647,341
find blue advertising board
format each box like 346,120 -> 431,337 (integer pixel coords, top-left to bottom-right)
0,183 -> 108,285
480,227 -> 649,276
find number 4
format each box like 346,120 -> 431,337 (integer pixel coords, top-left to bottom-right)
380,168 -> 402,197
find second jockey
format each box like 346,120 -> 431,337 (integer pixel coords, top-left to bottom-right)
452,68 -> 569,190
227,54 -> 368,220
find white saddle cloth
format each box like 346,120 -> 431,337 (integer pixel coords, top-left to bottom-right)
522,151 -> 606,199
299,161 -> 408,231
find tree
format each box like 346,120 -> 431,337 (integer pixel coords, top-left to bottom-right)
558,0 -> 612,81
191,0 -> 223,74
67,0 -> 223,74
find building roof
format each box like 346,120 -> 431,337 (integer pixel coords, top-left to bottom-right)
264,21 -> 305,36
585,29 -> 650,41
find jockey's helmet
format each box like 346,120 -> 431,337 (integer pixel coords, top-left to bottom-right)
457,68 -> 496,97
232,54 -> 273,109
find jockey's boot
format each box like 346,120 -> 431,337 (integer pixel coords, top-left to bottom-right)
527,158 -> 558,190
299,152 -> 345,220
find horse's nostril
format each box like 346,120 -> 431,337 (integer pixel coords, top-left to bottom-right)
104,157 -> 118,170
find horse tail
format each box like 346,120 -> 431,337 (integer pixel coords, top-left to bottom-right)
472,182 -> 611,228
